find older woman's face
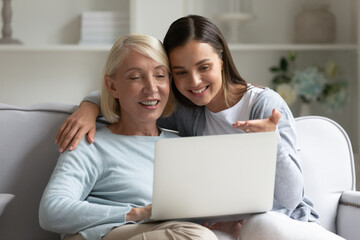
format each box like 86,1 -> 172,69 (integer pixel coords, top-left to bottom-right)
110,50 -> 170,124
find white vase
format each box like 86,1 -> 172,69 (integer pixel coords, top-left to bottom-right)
299,103 -> 311,116
0,0 -> 22,44
294,4 -> 336,43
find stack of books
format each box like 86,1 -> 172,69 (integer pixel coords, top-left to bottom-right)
79,11 -> 129,45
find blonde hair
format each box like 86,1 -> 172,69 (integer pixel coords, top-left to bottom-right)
100,34 -> 175,123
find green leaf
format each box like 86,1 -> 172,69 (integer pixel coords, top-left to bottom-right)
269,66 -> 280,72
288,52 -> 297,62
272,75 -> 291,85
280,57 -> 288,72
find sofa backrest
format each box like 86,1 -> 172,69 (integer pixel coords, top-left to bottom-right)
295,116 -> 355,233
1,104 -> 355,238
0,103 -> 107,240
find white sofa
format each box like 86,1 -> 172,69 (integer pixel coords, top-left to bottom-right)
0,103 -> 359,239
296,116 -> 360,239
0,103 -> 107,239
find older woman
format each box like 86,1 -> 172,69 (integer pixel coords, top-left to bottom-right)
39,34 -> 218,240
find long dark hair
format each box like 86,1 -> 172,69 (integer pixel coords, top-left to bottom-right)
163,15 -> 248,108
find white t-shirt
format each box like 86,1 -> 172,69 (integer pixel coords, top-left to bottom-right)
203,85 -> 264,135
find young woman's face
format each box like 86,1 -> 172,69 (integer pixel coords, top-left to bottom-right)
109,50 -> 170,124
169,40 -> 224,112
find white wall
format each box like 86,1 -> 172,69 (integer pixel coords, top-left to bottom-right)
130,0 -> 189,41
8,0 -> 129,45
0,0 -> 129,106
0,50 -> 107,106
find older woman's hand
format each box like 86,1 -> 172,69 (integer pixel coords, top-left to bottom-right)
55,102 -> 99,153
232,108 -> 281,133
126,204 -> 152,222
203,220 -> 244,240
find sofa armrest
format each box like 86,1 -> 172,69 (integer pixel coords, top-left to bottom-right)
336,191 -> 360,240
0,194 -> 15,216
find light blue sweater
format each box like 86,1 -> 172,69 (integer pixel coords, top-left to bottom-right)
39,127 -> 178,240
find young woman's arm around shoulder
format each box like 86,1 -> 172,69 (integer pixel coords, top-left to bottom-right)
56,99 -> 99,153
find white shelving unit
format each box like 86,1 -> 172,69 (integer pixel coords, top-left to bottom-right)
0,0 -> 359,187
0,43 -> 357,53
228,44 -> 358,51
0,44 -> 112,52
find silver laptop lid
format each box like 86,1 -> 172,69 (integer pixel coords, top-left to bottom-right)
151,132 -> 278,222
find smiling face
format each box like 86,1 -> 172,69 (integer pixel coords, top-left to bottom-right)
106,50 -> 170,127
169,40 -> 225,112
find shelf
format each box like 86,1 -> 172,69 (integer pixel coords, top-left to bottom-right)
0,44 -> 112,52
228,43 -> 358,52
0,43 -> 356,53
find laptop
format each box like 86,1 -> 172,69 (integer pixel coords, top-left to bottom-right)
142,131 -> 278,223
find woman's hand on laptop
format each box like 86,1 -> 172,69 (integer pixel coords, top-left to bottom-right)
232,108 -> 281,133
126,204 -> 152,222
